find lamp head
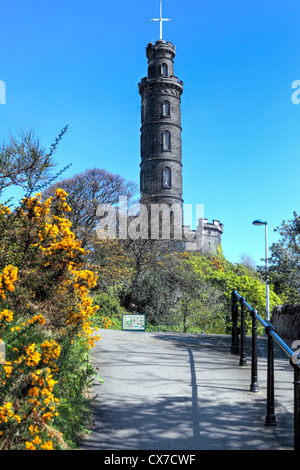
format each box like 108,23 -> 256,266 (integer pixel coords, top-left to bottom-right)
252,219 -> 267,226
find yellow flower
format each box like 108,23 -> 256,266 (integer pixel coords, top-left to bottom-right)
3,362 -> 12,378
0,309 -> 14,324
0,265 -> 18,299
28,425 -> 40,435
55,188 -> 68,199
25,442 -> 36,450
0,205 -> 11,215
40,340 -> 61,365
41,440 -> 54,450
27,314 -> 45,326
24,343 -> 41,367
32,435 -> 41,446
0,402 -> 21,425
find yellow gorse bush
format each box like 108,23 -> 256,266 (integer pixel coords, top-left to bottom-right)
0,189 -> 101,450
0,266 -> 18,299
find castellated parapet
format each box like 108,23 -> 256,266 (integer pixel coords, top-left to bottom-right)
183,219 -> 224,253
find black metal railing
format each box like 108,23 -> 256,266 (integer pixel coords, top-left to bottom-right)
231,290 -> 300,451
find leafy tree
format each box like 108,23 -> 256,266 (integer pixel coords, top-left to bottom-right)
267,212 -> 300,303
169,256 -> 223,333
124,260 -> 177,326
185,248 -> 282,334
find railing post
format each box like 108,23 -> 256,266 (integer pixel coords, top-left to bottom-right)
265,325 -> 276,426
292,362 -> 300,451
231,291 -> 239,355
250,309 -> 259,392
239,297 -> 247,366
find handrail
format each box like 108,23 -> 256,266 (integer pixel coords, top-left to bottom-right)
231,290 -> 300,451
232,290 -> 296,359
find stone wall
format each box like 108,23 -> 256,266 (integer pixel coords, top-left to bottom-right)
271,304 -> 300,340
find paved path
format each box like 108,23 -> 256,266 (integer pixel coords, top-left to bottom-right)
79,329 -> 295,451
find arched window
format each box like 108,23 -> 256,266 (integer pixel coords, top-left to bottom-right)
163,130 -> 171,151
163,100 -> 170,117
162,63 -> 168,77
163,167 -> 171,188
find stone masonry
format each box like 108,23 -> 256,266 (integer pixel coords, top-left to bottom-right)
271,304 -> 300,340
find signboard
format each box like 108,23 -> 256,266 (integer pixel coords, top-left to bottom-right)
122,314 -> 146,332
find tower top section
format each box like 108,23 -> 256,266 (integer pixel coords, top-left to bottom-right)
138,39 -> 183,97
146,39 -> 176,61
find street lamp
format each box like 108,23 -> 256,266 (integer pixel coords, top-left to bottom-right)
252,219 -> 270,322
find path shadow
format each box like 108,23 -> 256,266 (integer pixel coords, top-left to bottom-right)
79,340 -> 294,451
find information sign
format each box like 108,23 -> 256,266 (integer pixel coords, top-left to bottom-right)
122,314 -> 146,332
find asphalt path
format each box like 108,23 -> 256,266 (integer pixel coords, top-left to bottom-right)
79,329 -> 295,451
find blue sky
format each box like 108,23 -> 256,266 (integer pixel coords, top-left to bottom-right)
1,0 -> 300,266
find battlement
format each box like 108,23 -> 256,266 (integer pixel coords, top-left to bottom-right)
146,40 -> 176,57
183,218 -> 223,253
202,219 -> 224,232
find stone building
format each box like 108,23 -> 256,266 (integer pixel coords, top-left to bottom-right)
138,31 -> 223,253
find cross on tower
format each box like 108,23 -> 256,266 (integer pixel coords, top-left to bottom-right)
151,0 -> 171,40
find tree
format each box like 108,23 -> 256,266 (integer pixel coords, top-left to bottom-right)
267,212 -> 300,303
170,257 -> 223,333
185,249 -> 282,334
42,168 -> 138,248
0,127 -> 69,199
118,238 -> 174,321
126,264 -> 177,327
92,237 -> 134,292
239,253 -> 257,271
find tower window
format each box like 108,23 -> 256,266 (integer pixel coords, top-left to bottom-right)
163,130 -> 171,151
163,167 -> 171,188
162,63 -> 168,77
163,100 -> 170,117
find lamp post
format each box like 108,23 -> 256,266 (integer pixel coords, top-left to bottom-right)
252,219 -> 270,322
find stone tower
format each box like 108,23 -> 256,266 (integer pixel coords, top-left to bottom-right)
138,40 -> 183,209
137,19 -> 223,253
